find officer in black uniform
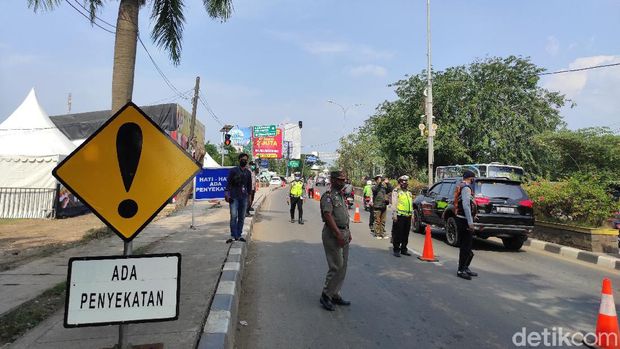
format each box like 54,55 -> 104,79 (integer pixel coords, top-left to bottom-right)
455,170 -> 478,280
319,170 -> 352,311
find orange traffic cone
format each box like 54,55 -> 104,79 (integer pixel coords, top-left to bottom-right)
353,204 -> 361,223
589,278 -> 620,349
418,225 -> 438,262
314,191 -> 320,201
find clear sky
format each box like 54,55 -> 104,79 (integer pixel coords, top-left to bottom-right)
1,0 -> 619,154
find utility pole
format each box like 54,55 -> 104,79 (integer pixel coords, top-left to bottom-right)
188,76 -> 200,153
425,0 -> 435,187
67,93 -> 72,114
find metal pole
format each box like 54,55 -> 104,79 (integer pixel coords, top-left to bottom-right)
118,241 -> 132,349
190,178 -> 196,229
426,0 -> 434,187
221,132 -> 225,166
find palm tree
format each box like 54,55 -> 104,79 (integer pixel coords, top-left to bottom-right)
27,0 -> 233,112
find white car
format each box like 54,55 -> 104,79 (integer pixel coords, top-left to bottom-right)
269,177 -> 282,186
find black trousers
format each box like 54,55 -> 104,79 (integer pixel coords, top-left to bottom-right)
369,209 -> 375,230
457,217 -> 474,270
392,215 -> 411,252
290,197 -> 303,220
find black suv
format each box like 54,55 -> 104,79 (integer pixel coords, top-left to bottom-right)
412,177 -> 534,250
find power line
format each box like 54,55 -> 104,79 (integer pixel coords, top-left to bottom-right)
197,95 -> 224,126
64,0 -> 188,102
539,62 -> 620,76
63,0 -> 114,34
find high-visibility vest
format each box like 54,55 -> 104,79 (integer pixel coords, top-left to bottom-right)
396,189 -> 413,216
290,181 -> 303,197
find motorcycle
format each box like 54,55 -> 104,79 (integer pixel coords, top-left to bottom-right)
346,195 -> 354,210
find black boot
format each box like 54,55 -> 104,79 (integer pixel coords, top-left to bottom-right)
299,218 -> 304,225
465,252 -> 477,277
457,270 -> 472,280
320,293 -> 335,311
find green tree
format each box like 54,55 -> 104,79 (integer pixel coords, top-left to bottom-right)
533,127 -> 620,181
364,56 -> 568,178
28,0 -> 233,112
204,141 -> 221,164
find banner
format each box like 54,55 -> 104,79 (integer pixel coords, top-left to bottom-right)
282,123 -> 301,159
194,167 -> 233,200
229,126 -> 252,154
252,127 -> 283,159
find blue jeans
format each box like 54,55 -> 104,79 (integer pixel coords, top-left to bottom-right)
229,196 -> 248,239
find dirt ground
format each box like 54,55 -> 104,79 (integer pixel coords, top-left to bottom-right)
0,214 -> 106,270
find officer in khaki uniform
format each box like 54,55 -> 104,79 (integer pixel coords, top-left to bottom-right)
319,170 -> 352,311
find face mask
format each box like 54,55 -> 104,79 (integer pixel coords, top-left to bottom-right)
239,159 -> 248,167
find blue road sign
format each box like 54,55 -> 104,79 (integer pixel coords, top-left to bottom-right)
195,167 -> 233,200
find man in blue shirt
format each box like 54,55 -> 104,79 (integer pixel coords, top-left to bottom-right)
225,153 -> 253,243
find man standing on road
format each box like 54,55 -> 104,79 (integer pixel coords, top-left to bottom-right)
363,180 -> 374,233
391,175 -> 413,257
319,170 -> 352,311
288,175 -> 305,224
455,170 -> 478,280
372,175 -> 394,239
224,153 -> 253,243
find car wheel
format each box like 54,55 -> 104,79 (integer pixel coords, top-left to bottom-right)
412,209 -> 424,234
502,237 -> 524,250
445,217 -> 460,247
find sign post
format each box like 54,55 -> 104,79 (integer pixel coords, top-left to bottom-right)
53,102 -> 200,348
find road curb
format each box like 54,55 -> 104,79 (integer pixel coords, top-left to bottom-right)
197,187 -> 276,349
523,238 -> 620,271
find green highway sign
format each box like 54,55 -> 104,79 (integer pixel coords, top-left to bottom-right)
288,159 -> 300,167
253,125 -> 277,137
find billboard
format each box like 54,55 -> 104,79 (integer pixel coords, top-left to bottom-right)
282,123 -> 301,159
252,126 -> 282,159
229,126 -> 252,154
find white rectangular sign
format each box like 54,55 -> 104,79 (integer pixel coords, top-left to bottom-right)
64,253 -> 181,327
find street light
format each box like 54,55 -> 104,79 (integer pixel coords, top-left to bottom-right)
327,100 -> 362,132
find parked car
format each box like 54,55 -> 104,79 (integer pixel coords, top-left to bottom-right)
269,177 -> 282,186
412,177 -> 535,250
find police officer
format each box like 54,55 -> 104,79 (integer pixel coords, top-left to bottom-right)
391,175 -> 413,257
372,175 -> 394,239
319,170 -> 352,311
455,170 -> 478,280
363,180 -> 375,233
288,175 -> 305,224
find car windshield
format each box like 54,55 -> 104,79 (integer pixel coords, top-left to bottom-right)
475,181 -> 527,200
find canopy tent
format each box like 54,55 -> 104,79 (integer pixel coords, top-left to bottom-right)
203,152 -> 221,168
0,89 -> 77,218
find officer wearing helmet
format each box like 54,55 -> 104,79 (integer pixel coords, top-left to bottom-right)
363,179 -> 374,232
455,170 -> 478,280
391,175 -> 413,257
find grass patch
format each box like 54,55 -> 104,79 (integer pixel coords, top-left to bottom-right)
0,282 -> 66,346
0,219 -> 20,225
81,226 -> 113,242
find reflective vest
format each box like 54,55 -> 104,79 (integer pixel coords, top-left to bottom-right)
363,185 -> 373,197
454,182 -> 476,217
290,181 -> 303,197
396,189 -> 413,216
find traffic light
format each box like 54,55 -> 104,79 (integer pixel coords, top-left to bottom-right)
224,133 -> 231,146
298,120 -> 303,129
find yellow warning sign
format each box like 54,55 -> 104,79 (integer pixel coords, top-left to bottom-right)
53,102 -> 200,241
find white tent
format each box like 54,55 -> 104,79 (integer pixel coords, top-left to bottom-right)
0,89 -> 76,218
203,152 -> 221,168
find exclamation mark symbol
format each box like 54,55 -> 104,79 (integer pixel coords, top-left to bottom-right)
116,122 -> 142,218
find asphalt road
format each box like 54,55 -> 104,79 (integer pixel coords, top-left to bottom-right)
235,186 -> 620,349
